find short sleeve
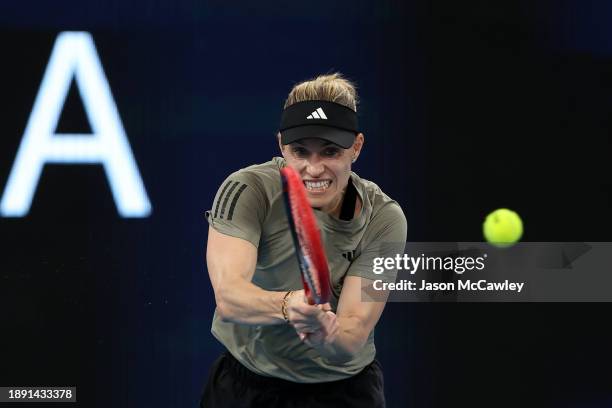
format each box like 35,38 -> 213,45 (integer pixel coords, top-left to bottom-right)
205,171 -> 268,248
347,202 -> 407,283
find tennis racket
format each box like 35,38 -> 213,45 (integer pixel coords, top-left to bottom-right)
280,166 -> 332,305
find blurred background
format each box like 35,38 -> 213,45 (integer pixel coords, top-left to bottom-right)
1,1 -> 611,407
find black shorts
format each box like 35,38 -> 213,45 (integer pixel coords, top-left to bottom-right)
200,352 -> 385,408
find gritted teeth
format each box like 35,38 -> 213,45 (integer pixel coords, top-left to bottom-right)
304,180 -> 331,191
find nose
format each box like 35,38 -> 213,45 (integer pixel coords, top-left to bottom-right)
305,156 -> 325,177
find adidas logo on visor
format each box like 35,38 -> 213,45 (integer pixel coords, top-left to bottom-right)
306,108 -> 328,120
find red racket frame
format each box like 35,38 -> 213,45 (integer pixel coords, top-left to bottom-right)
280,166 -> 332,305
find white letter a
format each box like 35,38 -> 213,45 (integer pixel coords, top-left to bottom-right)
1,32 -> 151,217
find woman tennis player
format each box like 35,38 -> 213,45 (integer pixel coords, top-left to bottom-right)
202,73 -> 407,407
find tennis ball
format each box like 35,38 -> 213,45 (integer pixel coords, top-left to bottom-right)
483,208 -> 523,247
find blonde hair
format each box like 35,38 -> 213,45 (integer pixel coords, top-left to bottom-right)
284,73 -> 358,111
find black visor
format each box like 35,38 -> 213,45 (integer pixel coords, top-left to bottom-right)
279,100 -> 359,149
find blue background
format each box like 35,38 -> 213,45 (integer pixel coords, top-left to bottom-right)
1,1 -> 611,407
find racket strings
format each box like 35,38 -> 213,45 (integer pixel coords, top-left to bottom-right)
292,193 -> 322,301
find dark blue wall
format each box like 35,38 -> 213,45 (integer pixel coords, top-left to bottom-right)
1,1 -> 611,407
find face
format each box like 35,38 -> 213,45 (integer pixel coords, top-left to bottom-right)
279,134 -> 364,214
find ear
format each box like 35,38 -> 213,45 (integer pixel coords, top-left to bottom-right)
352,133 -> 365,162
277,133 -> 286,157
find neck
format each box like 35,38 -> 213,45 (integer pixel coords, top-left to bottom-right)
327,188 -> 347,217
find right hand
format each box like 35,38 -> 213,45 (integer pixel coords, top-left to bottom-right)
287,290 -> 338,344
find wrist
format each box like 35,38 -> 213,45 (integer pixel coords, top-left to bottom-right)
310,335 -> 355,364
281,290 -> 294,323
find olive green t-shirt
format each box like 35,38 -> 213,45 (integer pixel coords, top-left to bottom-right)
205,157 -> 407,383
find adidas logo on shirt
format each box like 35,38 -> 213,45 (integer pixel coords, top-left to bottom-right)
306,108 -> 328,120
342,250 -> 357,262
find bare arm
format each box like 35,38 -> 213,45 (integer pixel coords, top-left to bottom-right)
289,276 -> 389,363
329,276 -> 388,358
207,227 -> 287,325
305,203 -> 406,361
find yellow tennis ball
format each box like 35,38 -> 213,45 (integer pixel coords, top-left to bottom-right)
483,208 -> 523,247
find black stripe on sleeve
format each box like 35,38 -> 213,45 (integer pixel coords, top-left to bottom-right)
219,181 -> 240,219
227,184 -> 248,221
213,180 -> 233,218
